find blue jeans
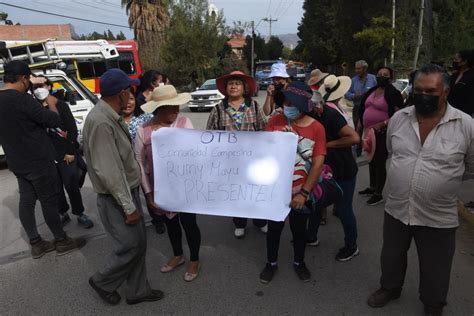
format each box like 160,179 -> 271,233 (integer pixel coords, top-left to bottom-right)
308,177 -> 358,247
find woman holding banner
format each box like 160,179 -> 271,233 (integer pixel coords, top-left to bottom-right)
206,70 -> 268,239
135,85 -> 202,282
260,81 -> 326,284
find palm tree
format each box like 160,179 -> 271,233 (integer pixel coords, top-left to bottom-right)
121,0 -> 169,70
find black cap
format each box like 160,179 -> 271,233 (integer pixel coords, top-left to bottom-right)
4,60 -> 32,77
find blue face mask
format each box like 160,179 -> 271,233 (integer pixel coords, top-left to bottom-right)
284,106 -> 300,120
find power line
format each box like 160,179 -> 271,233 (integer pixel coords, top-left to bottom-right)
276,0 -> 295,20
74,0 -> 125,16
0,2 -> 165,34
265,0 -> 272,17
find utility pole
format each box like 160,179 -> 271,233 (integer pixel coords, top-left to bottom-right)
262,16 -> 278,38
251,20 -> 255,77
390,0 -> 396,65
413,0 -> 425,70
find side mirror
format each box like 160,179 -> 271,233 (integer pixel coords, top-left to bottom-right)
66,91 -> 77,105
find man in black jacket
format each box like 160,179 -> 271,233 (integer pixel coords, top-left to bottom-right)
32,76 -> 93,229
0,61 -> 85,258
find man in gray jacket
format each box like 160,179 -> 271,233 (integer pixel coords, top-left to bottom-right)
83,69 -> 163,306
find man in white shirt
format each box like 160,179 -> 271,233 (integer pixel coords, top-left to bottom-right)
367,64 -> 474,316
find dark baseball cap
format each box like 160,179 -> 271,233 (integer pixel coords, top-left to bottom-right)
100,68 -> 140,97
4,60 -> 32,76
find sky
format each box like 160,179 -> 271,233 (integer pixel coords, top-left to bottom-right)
0,0 -> 304,38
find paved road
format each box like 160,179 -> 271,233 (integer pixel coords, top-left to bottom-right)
1,95 -> 473,315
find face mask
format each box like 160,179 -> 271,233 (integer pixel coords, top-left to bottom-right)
413,93 -> 440,115
452,61 -> 460,70
33,88 -> 50,100
275,83 -> 285,90
283,106 -> 300,120
376,76 -> 390,87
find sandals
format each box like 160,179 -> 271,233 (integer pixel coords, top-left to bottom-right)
160,257 -> 185,273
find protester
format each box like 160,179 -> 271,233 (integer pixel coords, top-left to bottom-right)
357,66 -> 404,206
260,81 -> 326,284
263,63 -> 291,116
309,76 -> 361,262
136,85 -> 201,282
0,61 -> 86,258
345,60 -> 377,133
32,76 -> 93,229
367,64 -> 474,316
206,70 -> 268,239
135,70 -> 162,109
83,69 -> 163,305
122,92 -> 165,234
447,49 -> 474,209
448,49 -> 474,117
307,68 -> 329,91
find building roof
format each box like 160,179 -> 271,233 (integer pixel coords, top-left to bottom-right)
227,35 -> 246,49
0,24 -> 73,40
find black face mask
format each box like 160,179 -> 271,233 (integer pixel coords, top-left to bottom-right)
376,76 -> 390,87
413,93 -> 440,115
274,83 -> 285,91
273,90 -> 286,107
452,61 -> 460,70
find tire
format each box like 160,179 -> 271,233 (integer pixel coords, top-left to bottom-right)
189,107 -> 199,112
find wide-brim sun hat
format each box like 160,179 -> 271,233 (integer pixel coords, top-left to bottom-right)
268,62 -> 290,78
282,81 -> 314,113
318,74 -> 352,102
141,85 -> 191,113
307,69 -> 330,86
216,70 -> 257,97
362,128 -> 376,162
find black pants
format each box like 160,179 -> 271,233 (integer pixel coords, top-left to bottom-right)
369,131 -> 388,195
165,213 -> 201,261
233,217 -> 267,229
266,210 -> 309,263
380,212 -> 456,310
56,159 -> 85,216
15,163 -> 66,243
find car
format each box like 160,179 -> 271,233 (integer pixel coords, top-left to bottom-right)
0,68 -> 98,165
392,78 -> 410,101
294,67 -> 306,82
188,79 -> 224,112
255,69 -> 273,90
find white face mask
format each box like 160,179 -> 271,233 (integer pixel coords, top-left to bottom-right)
33,88 -> 50,101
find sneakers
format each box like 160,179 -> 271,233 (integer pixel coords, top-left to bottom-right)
358,187 -> 375,196
126,289 -> 164,305
260,224 -> 268,234
367,287 -> 401,308
60,213 -> 71,227
260,263 -> 277,284
335,246 -> 360,262
234,228 -> 245,239
77,214 -> 94,229
31,239 -> 55,259
55,235 -> 86,256
367,194 -> 384,206
293,263 -> 311,282
306,239 -> 320,247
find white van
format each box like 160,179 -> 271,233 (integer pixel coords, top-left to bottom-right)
0,68 -> 98,165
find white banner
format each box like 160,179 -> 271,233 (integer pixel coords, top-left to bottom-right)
151,128 -> 298,221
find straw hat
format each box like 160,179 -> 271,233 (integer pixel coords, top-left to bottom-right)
318,75 -> 352,102
307,69 -> 329,86
141,85 -> 191,113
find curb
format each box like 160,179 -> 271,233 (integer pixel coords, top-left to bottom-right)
458,200 -> 474,226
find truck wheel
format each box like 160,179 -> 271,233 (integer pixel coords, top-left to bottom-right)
190,107 -> 199,112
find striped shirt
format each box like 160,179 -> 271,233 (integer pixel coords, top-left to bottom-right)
385,104 -> 474,228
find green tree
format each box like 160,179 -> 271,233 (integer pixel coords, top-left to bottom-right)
160,0 -> 228,86
121,0 -> 169,70
116,31 -> 127,40
0,12 -> 8,21
107,29 -> 116,40
242,34 -> 267,71
266,36 -> 284,60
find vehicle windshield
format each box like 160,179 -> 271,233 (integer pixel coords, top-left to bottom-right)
200,79 -> 216,90
392,80 -> 408,92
